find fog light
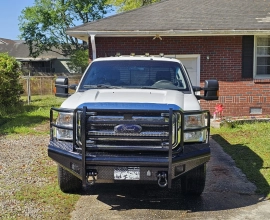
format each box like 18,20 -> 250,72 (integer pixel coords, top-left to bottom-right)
174,165 -> 185,176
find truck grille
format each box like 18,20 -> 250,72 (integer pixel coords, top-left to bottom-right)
77,112 -> 180,151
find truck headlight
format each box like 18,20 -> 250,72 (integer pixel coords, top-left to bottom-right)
56,113 -> 73,140
184,114 -> 206,142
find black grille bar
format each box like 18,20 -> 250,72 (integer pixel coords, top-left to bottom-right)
87,120 -> 169,125
168,108 -> 173,188
81,106 -> 87,188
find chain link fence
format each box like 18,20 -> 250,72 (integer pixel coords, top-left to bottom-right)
20,75 -> 82,96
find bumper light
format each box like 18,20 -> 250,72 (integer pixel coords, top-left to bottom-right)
174,164 -> 185,176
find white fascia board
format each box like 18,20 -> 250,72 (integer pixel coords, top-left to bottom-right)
17,57 -> 57,61
66,30 -> 270,41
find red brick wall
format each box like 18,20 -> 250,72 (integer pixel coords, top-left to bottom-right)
88,36 -> 270,117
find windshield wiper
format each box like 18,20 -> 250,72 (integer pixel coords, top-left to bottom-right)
83,84 -> 122,89
139,86 -> 163,89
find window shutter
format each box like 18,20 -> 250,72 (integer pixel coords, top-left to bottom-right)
242,36 -> 254,78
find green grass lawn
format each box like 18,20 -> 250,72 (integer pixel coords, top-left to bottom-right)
211,122 -> 270,198
0,95 -> 63,135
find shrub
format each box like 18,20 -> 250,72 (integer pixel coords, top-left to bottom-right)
0,53 -> 23,111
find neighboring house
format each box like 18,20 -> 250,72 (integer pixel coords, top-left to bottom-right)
0,38 -> 72,75
66,0 -> 270,117
0,38 -> 16,45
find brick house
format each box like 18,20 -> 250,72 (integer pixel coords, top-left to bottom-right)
66,0 -> 270,117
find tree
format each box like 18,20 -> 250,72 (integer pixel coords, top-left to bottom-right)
19,0 -> 111,57
107,0 -> 161,12
67,49 -> 89,73
0,53 -> 23,110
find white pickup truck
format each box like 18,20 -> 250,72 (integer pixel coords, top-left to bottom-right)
48,56 -> 218,195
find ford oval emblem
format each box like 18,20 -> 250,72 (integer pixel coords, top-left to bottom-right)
114,124 -> 142,133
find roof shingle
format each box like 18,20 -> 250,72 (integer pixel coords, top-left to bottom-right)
67,0 -> 270,34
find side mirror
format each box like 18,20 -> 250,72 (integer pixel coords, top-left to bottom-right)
69,84 -> 77,91
55,76 -> 69,97
195,79 -> 219,100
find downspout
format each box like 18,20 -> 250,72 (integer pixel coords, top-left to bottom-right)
90,34 -> 96,60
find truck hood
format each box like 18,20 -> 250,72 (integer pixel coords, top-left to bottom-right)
61,89 -> 201,111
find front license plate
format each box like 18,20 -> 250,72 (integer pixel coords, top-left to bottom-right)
114,167 -> 140,180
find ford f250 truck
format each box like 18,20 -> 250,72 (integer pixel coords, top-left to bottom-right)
48,56 -> 219,195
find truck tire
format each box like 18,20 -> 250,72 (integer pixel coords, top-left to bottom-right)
180,163 -> 206,196
57,165 -> 82,193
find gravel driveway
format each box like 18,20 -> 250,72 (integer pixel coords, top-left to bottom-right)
0,135 -> 55,219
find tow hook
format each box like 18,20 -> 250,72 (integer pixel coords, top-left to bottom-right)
157,172 -> 168,188
86,170 -> 98,186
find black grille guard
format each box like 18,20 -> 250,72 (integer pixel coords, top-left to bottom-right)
49,106 -> 210,188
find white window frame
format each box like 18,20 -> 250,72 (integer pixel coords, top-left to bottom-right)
254,35 -> 270,78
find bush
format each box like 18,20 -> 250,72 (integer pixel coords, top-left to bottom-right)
0,53 -> 23,111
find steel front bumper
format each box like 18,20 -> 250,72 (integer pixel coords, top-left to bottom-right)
48,140 -> 210,185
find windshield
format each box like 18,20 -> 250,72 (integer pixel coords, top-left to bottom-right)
78,60 -> 190,91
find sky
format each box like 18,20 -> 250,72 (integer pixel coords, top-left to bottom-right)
0,0 -> 115,40
0,0 -> 35,40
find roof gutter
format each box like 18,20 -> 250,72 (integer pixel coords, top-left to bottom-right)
66,30 -> 270,41
17,58 -> 57,61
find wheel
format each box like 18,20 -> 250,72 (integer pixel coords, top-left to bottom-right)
180,163 -> 206,196
57,165 -> 82,193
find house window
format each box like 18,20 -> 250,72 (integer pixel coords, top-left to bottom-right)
256,36 -> 270,76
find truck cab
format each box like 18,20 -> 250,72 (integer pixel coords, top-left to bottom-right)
48,56 -> 218,195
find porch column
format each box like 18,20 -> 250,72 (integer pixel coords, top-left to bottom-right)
90,34 -> 96,60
